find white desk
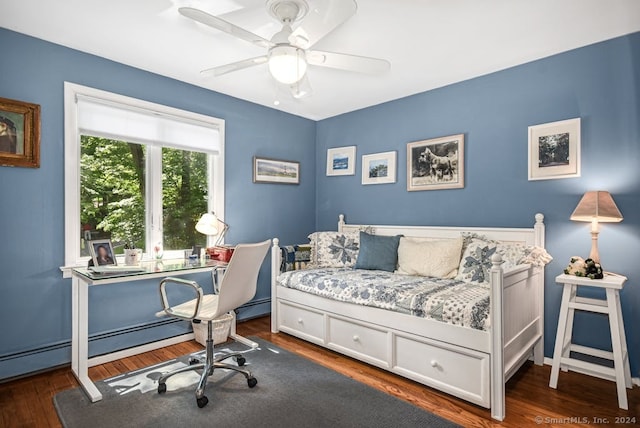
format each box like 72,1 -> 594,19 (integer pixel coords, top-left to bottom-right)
549,273 -> 632,409
71,259 -> 256,402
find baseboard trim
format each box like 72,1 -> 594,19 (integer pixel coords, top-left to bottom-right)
542,357 -> 639,387
0,298 -> 271,381
88,332 -> 195,367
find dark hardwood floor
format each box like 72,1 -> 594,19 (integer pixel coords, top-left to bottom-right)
1,316 -> 638,427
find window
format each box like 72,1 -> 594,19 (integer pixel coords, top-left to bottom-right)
64,83 -> 225,269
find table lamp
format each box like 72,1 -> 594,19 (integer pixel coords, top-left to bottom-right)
195,212 -> 229,246
570,191 -> 623,263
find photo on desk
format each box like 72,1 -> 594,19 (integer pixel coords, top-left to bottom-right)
89,239 -> 117,267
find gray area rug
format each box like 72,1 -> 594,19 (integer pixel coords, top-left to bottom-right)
54,338 -> 459,428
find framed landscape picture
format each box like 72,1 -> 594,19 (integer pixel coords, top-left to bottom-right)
0,96 -> 40,168
326,146 -> 356,176
407,134 -> 464,191
253,156 -> 300,184
528,118 -> 580,181
362,151 -> 396,185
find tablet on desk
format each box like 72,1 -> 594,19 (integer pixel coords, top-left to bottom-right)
89,265 -> 146,274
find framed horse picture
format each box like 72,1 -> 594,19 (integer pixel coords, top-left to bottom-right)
407,134 -> 465,191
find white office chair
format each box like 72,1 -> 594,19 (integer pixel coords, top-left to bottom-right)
156,240 -> 271,408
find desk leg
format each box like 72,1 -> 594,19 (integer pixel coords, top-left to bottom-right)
607,289 -> 629,409
228,311 -> 258,349
71,276 -> 102,402
550,283 -> 572,388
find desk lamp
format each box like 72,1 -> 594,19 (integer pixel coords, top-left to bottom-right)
570,191 -> 623,264
195,212 -> 229,246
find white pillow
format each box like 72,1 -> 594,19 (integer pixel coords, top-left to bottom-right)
396,237 -> 463,279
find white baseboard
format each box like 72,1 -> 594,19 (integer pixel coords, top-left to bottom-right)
542,357 -> 639,387
88,333 -> 195,367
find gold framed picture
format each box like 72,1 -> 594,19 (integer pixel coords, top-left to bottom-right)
0,96 -> 40,168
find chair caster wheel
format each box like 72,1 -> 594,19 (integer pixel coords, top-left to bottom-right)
236,356 -> 246,366
157,383 -> 167,394
189,357 -> 200,365
196,396 -> 209,408
247,377 -> 258,388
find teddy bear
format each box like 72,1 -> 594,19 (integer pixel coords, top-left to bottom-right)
564,256 -> 586,277
564,256 -> 604,279
584,258 -> 604,279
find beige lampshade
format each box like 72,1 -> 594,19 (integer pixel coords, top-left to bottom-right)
195,213 -> 220,236
570,191 -> 623,223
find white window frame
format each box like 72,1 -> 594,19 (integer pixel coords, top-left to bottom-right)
61,82 -> 225,275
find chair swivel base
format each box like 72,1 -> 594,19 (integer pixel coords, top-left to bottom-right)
157,347 -> 257,408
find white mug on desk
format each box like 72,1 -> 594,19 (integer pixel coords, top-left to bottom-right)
124,248 -> 142,265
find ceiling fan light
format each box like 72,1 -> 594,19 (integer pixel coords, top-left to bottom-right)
268,45 -> 307,84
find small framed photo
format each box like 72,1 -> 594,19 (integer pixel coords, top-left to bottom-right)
253,156 -> 300,184
362,151 -> 396,185
326,146 -> 356,176
89,239 -> 117,267
407,134 -> 464,191
528,118 -> 581,181
0,96 -> 40,168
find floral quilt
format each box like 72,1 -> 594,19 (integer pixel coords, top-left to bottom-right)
278,268 -> 490,330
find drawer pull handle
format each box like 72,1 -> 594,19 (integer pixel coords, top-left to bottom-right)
297,318 -> 303,324
352,335 -> 360,342
430,360 -> 438,368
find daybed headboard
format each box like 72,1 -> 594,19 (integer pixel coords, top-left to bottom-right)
338,213 -> 545,248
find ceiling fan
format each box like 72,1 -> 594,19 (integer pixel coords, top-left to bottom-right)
178,0 -> 390,99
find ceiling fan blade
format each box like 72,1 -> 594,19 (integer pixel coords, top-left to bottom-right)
290,75 -> 313,99
289,0 -> 357,49
201,56 -> 268,78
179,7 -> 273,49
307,50 -> 390,74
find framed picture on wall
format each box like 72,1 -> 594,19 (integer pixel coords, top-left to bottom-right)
326,146 -> 356,176
89,239 -> 117,267
362,151 -> 396,185
253,156 -> 300,184
0,96 -> 40,168
528,118 -> 581,181
407,134 -> 464,191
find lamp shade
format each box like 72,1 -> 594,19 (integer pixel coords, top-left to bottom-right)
570,191 -> 623,223
195,213 -> 220,236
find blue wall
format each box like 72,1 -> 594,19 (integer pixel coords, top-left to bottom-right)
0,28 -> 316,379
316,33 -> 640,375
1,26 -> 638,381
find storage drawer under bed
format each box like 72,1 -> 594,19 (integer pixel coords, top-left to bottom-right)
277,300 -> 325,344
393,333 -> 490,407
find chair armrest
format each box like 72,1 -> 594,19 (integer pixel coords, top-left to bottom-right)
212,266 -> 227,294
159,277 -> 204,320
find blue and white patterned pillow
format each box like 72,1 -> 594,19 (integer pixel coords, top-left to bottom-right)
308,231 -> 361,268
456,237 -> 552,285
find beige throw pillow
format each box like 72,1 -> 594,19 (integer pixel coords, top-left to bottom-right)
396,237 -> 463,279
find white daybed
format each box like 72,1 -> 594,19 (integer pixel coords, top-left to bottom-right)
270,214 -> 546,421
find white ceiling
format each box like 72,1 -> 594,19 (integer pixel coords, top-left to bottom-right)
2,0 -> 640,120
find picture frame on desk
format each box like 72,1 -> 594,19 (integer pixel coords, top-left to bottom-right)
89,239 -> 117,267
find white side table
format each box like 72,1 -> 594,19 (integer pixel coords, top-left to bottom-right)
549,273 -> 632,409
